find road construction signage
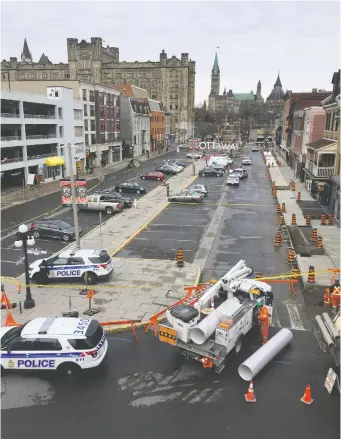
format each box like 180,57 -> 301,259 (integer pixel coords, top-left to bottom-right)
324,368 -> 340,394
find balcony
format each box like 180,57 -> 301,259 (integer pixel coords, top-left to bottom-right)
1,157 -> 25,171
24,114 -> 56,119
27,153 -> 56,161
26,134 -> 56,140
1,113 -> 20,118
1,136 -> 21,141
307,162 -> 336,178
324,130 -> 338,141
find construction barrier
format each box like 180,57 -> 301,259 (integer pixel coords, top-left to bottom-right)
291,214 -> 296,225
317,236 -> 323,249
100,320 -> 140,341
311,228 -> 318,242
296,192 -> 301,201
301,384 -> 314,405
321,215 -> 326,226
276,204 -> 281,214
177,248 -> 184,267
273,232 -> 282,247
291,268 -> 300,280
279,215 -> 284,225
287,248 -> 296,265
308,266 -> 315,284
272,188 -> 277,198
328,214 -> 334,225
291,181 -> 296,191
281,202 -> 286,213
306,214 -> 311,226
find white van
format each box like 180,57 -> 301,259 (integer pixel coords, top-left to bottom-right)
208,157 -> 232,168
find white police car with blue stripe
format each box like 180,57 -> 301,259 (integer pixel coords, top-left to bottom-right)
0,317 -> 108,377
29,248 -> 113,285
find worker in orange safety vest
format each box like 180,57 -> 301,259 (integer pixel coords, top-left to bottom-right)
257,305 -> 271,344
323,288 -> 331,307
330,279 -> 341,314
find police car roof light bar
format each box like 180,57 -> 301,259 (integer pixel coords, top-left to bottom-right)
38,317 -> 56,334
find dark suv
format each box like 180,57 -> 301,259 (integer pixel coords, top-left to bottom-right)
30,220 -> 82,242
199,167 -> 224,177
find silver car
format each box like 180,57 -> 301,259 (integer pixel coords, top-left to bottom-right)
226,176 -> 240,187
186,184 -> 208,196
168,190 -> 204,203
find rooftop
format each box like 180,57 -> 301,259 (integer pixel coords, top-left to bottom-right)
306,138 -> 336,150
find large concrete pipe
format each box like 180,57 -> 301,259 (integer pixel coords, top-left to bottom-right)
315,315 -> 335,349
238,328 -> 293,381
190,297 -> 242,345
322,313 -> 340,342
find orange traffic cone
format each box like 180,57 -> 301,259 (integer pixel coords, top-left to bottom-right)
300,384 -> 313,405
1,291 -> 12,309
245,380 -> 256,403
4,309 -> 19,327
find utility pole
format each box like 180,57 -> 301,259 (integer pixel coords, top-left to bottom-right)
67,143 -> 81,250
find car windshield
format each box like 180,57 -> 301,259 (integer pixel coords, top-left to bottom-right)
57,221 -> 72,229
1,323 -> 27,348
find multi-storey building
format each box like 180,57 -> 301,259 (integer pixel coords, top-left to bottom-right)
2,80 -> 122,168
119,96 -> 150,158
1,87 -> 84,190
2,38 -> 195,139
148,99 -> 165,151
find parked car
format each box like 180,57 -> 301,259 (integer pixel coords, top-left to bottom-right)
186,152 -> 203,159
178,144 -> 188,149
242,157 -> 252,165
167,163 -> 183,172
91,191 -> 133,208
78,194 -> 122,215
155,165 -> 179,175
199,166 -> 224,177
186,184 -> 208,197
114,182 -> 147,194
251,146 -> 259,152
168,190 -> 204,203
140,171 -> 165,181
226,176 -> 240,187
164,159 -> 186,168
230,168 -> 248,179
30,219 -> 82,242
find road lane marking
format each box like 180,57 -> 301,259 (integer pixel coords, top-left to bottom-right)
132,238 -> 198,243
285,303 -> 305,330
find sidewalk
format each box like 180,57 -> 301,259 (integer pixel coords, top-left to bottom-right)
0,147 -> 177,211
1,161 -> 205,325
269,155 -> 340,288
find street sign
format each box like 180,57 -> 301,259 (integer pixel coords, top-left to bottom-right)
324,368 -> 340,394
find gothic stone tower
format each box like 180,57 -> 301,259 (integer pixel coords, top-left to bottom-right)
67,37 -> 103,83
257,80 -> 261,99
208,53 -> 220,111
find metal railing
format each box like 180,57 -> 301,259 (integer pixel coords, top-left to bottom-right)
24,114 -> 56,119
1,157 -> 23,164
27,152 -> 56,160
1,113 -> 20,118
1,136 -> 22,141
307,162 -> 336,178
26,134 -> 56,140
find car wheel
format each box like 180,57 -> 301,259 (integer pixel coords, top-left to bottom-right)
33,230 -> 40,239
63,234 -> 71,242
57,362 -> 81,379
83,271 -> 97,285
105,206 -> 114,215
32,272 -> 48,285
141,176 -> 145,180
136,190 -> 140,194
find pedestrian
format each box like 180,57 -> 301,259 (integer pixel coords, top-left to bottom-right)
258,305 -> 271,344
323,288 -> 331,307
330,279 -> 341,314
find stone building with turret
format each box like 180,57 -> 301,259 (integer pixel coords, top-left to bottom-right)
1,38 -> 196,137
266,73 -> 285,112
208,53 -> 263,113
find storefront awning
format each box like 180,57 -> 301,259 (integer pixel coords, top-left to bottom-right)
46,156 -> 65,167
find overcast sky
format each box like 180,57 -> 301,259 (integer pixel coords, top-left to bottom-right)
1,1 -> 339,104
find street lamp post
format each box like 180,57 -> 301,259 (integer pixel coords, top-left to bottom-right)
15,224 -> 35,309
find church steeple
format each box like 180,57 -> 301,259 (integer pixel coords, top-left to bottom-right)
274,72 -> 282,87
210,52 -> 220,96
21,38 -> 32,63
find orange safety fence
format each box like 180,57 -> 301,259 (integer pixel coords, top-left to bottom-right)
328,268 -> 341,284
100,320 -> 141,342
256,278 -> 299,296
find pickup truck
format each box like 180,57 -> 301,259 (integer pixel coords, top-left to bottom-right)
78,194 -> 123,215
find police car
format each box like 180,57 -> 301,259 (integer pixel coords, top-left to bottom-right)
29,249 -> 113,285
0,317 -> 108,377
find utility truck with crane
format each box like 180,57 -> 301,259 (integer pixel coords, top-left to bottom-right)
158,260 -> 274,373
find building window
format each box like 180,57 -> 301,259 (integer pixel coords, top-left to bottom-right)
59,126 -> 63,137
91,134 -> 96,144
170,105 -> 172,110
42,73 -> 48,79
335,118 -> 339,133
100,134 -> 105,144
30,73 -> 36,79
64,73 -> 70,79
85,134 -> 89,146
83,104 -> 88,116
90,105 -> 95,117
100,107 -> 104,118
82,89 -> 87,101
58,108 -> 62,119
84,119 -> 88,131
90,119 -> 96,131
89,90 -> 95,102
52,73 -> 58,79
75,127 -> 83,137
176,105 -> 178,110
100,121 -> 105,132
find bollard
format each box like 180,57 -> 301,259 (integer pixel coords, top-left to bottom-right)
177,248 -> 184,267
296,192 -> 301,201
291,181 -> 296,191
317,236 -> 323,249
291,267 -> 300,280
328,214 -> 334,225
281,203 -> 286,213
320,215 -> 326,225
279,215 -> 284,225
273,232 -> 282,247
307,266 -> 315,284
305,214 -> 311,226
311,228 -> 318,241
272,188 -> 277,198
287,248 -> 296,264
291,214 -> 297,225
276,204 -> 281,214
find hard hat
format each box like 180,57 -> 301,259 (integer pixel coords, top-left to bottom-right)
255,302 -> 263,309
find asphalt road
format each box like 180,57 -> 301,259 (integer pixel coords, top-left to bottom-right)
1,328 -> 339,439
0,150 -> 187,278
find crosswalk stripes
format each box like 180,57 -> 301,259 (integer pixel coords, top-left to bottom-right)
271,302 -> 308,331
